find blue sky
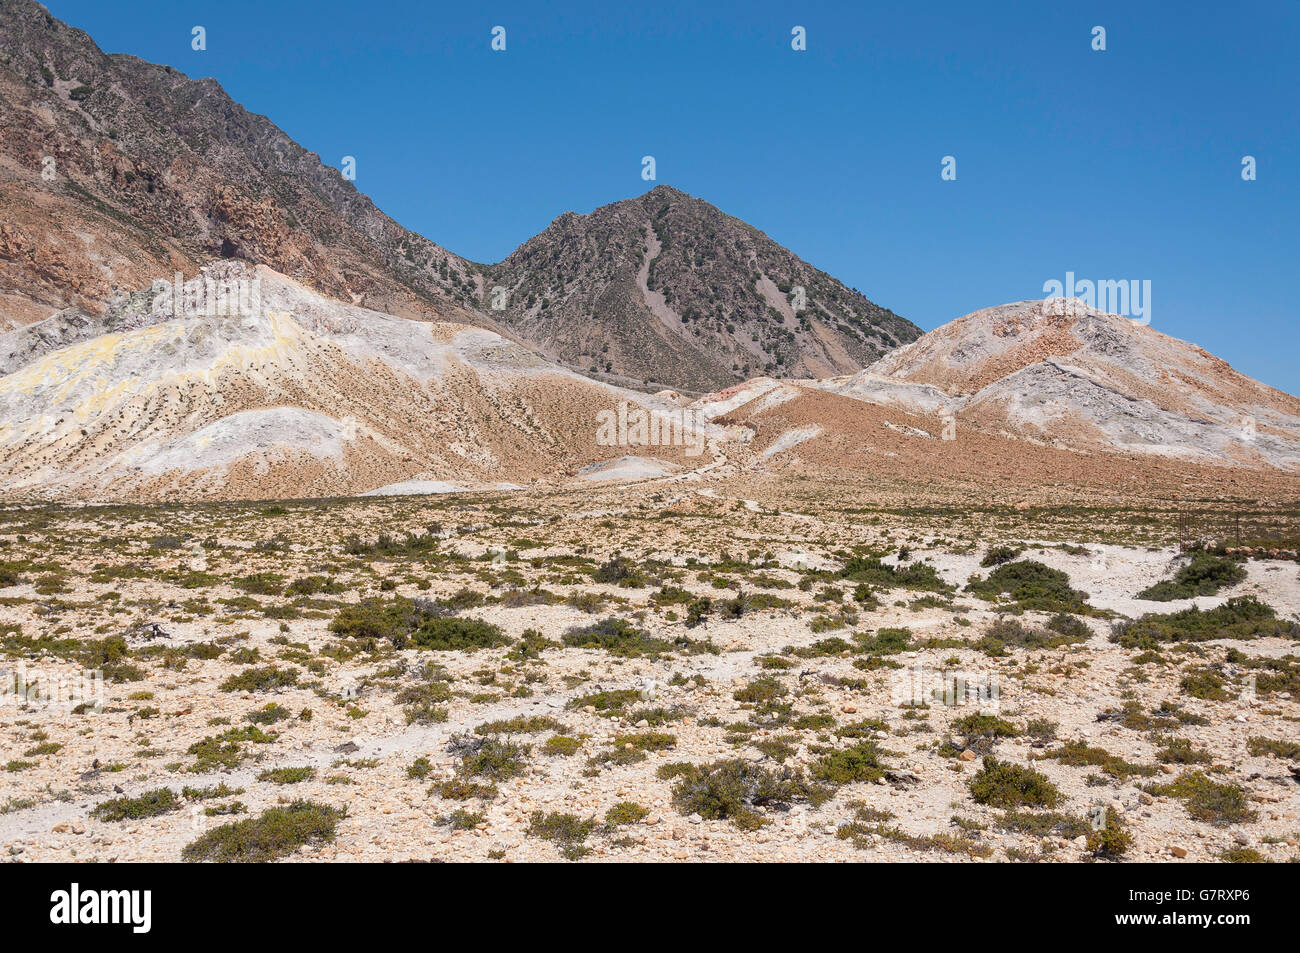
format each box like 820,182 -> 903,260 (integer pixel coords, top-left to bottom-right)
45,0 -> 1300,393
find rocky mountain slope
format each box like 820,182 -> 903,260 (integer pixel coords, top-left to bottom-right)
0,1 -> 916,392
3,266 -> 1296,503
487,186 -> 919,391
0,262 -> 713,500
803,299 -> 1300,469
0,0 -> 485,331
680,377 -> 1300,504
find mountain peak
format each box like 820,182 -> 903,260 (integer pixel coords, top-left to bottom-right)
488,188 -> 919,391
836,298 -> 1300,469
642,184 -> 688,199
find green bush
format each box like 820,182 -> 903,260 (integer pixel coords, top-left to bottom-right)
810,741 -> 888,785
396,681 -> 450,723
995,809 -> 1089,838
670,759 -> 816,829
567,689 -> 642,715
1046,613 -> 1092,640
841,556 -> 952,593
952,713 -> 1019,741
854,627 -> 914,655
685,597 -> 712,627
612,731 -> 676,752
181,783 -> 243,801
181,801 -> 344,862
1138,552 -> 1247,601
90,788 -> 179,822
233,573 -> 284,596
1086,809 -> 1133,858
733,676 -> 787,704
604,801 -> 649,827
591,556 -> 645,587
976,616 -> 1086,656
1219,846 -> 1269,863
257,766 -> 315,784
1246,736 -> 1300,760
187,725 -> 275,770
966,560 -> 1091,613
1179,668 -> 1232,700
82,634 -> 146,682
561,617 -> 679,657
219,665 -> 299,693
980,545 -> 1023,567
1111,596 -> 1292,649
526,811 -> 597,860
652,586 -> 694,606
1145,772 -> 1256,826
449,736 -> 529,781
475,715 -> 567,735
542,736 -> 583,756
246,703 -> 291,725
1224,650 -> 1300,697
969,756 -> 1061,808
286,575 -> 343,596
1042,741 -> 1156,779
506,628 -> 557,660
329,597 -> 422,645
410,617 -> 509,651
442,808 -> 485,830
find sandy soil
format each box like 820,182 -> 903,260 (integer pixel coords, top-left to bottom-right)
0,482 -> 1296,863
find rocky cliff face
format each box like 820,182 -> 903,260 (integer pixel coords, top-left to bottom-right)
0,0 -> 485,329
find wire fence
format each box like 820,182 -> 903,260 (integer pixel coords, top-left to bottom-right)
1177,510 -> 1300,553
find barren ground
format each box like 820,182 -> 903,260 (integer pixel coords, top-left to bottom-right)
1,481 -> 1298,863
